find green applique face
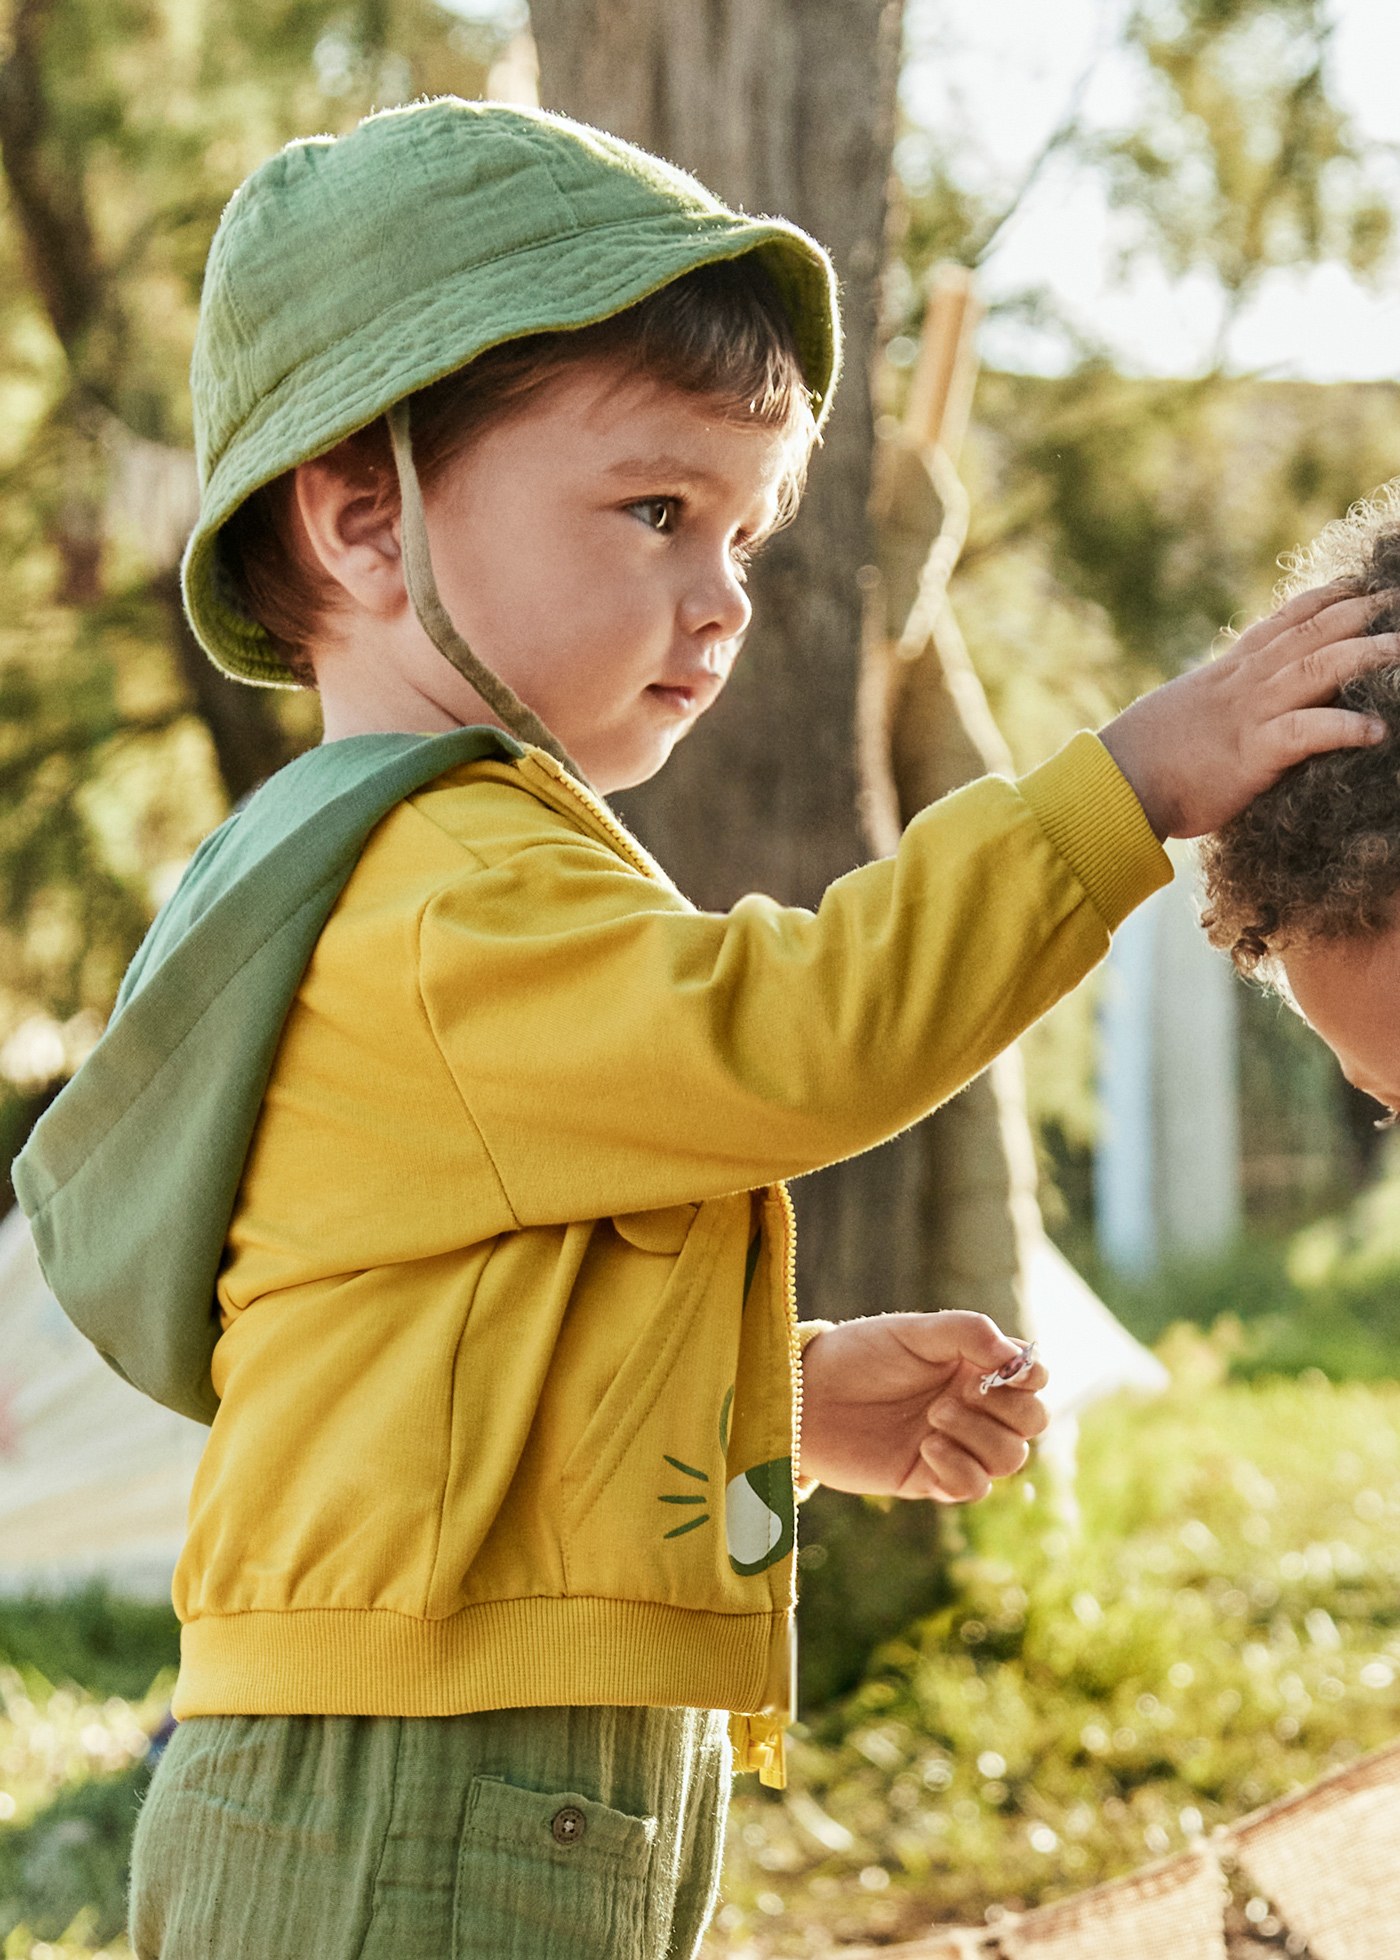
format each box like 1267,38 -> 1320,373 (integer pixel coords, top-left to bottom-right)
724,1457 -> 795,1576
658,1385 -> 794,1575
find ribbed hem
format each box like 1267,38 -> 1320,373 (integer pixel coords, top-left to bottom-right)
1017,731 -> 1171,933
172,1598 -> 790,1722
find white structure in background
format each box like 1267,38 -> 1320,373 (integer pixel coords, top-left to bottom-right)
1020,1233 -> 1169,1524
1096,841 -> 1242,1277
1024,1233 -> 1168,1422
0,1204 -> 202,1599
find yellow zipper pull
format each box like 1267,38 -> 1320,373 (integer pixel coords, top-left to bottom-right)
729,1711 -> 789,1790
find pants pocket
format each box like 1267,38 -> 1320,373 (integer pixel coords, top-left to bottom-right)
129,1737 -> 368,1960
453,1775 -> 658,1960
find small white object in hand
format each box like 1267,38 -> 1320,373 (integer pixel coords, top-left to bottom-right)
979,1339 -> 1038,1396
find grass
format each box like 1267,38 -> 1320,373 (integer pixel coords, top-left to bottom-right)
1093,1158 -> 1400,1383
0,1592 -> 175,1954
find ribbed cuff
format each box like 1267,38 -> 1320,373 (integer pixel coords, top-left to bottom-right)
1017,731 -> 1171,933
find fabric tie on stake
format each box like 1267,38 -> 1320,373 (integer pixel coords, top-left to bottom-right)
386,399 -> 587,786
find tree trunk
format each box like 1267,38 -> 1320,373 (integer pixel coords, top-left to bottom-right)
532,0 -> 930,1331
531,0 -> 974,1703
154,570 -> 298,804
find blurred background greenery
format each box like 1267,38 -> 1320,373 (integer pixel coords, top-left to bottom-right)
1,0 -> 1399,1951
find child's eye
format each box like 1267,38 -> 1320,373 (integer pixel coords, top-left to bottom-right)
630,497 -> 678,534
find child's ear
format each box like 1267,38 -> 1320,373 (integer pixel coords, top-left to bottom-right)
294,456 -> 406,619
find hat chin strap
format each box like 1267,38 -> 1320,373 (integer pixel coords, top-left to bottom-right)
386,400 -> 587,785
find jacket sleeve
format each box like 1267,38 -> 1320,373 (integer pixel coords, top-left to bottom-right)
417,733 -> 1170,1225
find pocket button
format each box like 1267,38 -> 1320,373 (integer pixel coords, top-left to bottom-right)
550,1804 -> 587,1847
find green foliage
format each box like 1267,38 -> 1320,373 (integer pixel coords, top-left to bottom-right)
1098,1152 -> 1400,1383
0,1588 -> 177,1705
1112,0 -> 1393,307
0,1763 -> 150,1948
717,1360 -> 1400,1951
0,1587 -> 174,1949
964,371 -> 1400,682
895,0 -> 1393,343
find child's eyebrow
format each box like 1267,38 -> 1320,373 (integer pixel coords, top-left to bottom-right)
603,454 -> 725,486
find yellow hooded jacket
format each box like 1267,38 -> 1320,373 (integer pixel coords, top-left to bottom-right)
165,733 -> 1167,1779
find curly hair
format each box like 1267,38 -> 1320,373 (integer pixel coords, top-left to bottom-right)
1198,481 -> 1400,985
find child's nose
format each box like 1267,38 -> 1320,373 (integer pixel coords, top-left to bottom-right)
681,561 -> 751,644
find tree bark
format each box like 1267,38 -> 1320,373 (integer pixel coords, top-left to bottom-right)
153,570 -> 297,804
531,0 -> 973,1703
532,0 -> 928,1331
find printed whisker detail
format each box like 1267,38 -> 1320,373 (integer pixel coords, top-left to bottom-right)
663,1514 -> 710,1540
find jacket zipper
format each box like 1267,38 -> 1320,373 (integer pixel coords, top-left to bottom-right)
777,1181 -> 801,1481
525,747 -> 801,1790
521,751 -> 674,888
739,1180 -> 802,1790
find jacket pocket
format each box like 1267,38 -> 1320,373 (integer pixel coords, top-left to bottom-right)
559,1194 -> 769,1609
453,1775 -> 657,1959
611,1204 -> 698,1254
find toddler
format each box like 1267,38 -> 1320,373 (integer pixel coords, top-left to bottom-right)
15,100 -> 1397,1959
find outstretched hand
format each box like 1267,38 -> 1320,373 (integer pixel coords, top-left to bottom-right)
798,1312 -> 1048,1503
1099,584 -> 1400,840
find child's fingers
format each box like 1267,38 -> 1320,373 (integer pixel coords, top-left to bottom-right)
972,1378 -> 1050,1435
917,1434 -> 993,1504
1258,626 -> 1400,708
1257,705 -> 1392,773
1231,581 -> 1368,662
926,1398 -> 1036,1478
892,1309 -> 1021,1375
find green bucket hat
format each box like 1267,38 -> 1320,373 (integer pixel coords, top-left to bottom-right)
182,95 -> 841,767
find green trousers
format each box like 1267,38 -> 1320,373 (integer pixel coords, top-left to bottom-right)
129,1705 -> 730,1959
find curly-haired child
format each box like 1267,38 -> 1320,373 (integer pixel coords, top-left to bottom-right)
1202,483 -> 1400,1114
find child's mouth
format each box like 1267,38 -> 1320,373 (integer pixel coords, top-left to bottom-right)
647,683 -> 700,714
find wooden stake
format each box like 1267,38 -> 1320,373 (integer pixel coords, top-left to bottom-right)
903,262 -> 984,459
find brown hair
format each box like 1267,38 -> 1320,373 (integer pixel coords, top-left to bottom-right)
1199,483 -> 1400,984
220,255 -> 817,684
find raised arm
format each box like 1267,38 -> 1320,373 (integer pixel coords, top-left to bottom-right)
421,733 -> 1165,1223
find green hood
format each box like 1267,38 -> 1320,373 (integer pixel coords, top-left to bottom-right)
13,727 -> 522,1424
